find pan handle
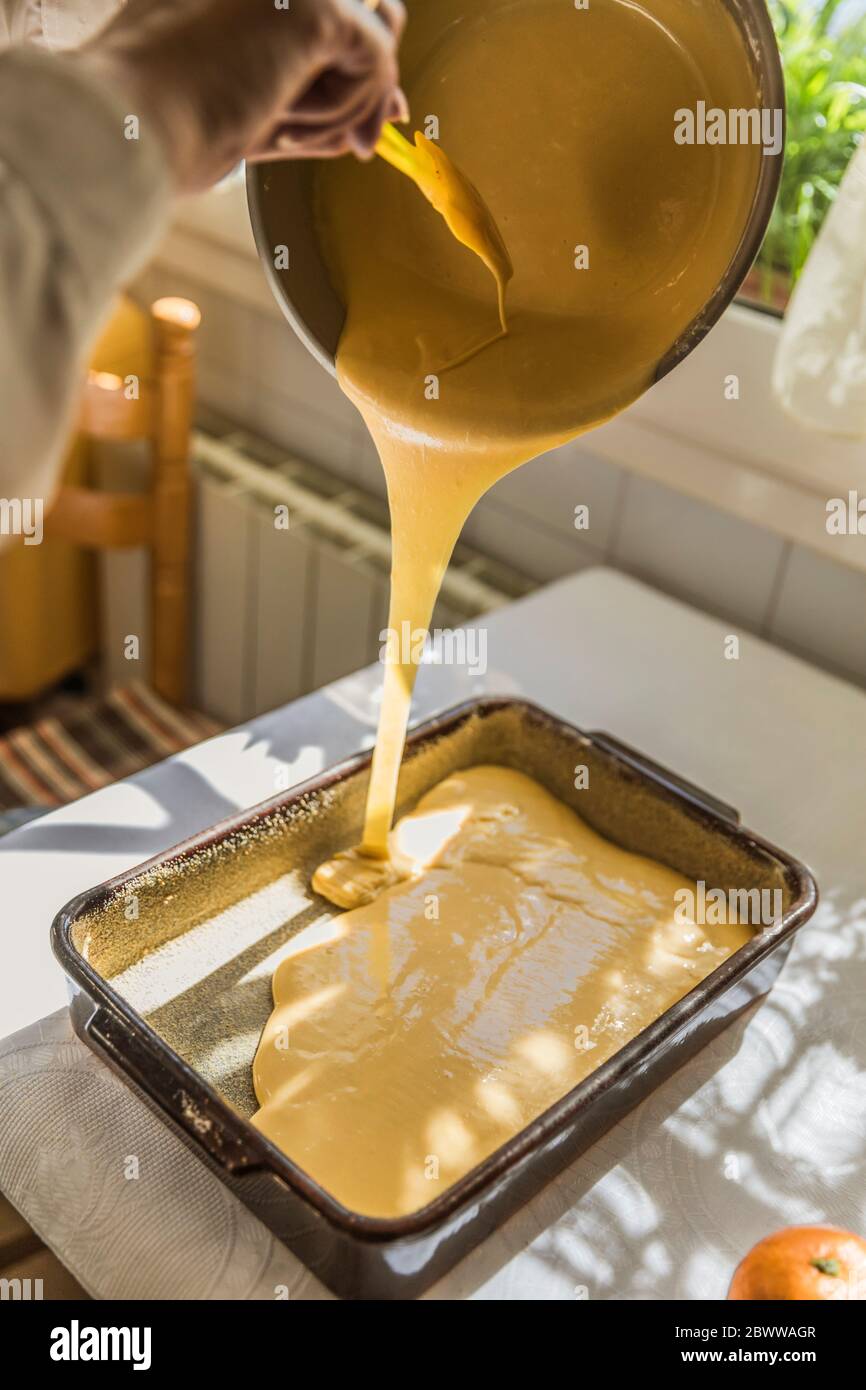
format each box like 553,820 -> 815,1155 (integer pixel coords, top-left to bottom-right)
588,731 -> 740,825
85,1003 -> 265,1175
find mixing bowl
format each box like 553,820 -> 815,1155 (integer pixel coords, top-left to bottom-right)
247,0 -> 784,383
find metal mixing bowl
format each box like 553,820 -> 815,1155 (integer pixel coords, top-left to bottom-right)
247,0 -> 784,384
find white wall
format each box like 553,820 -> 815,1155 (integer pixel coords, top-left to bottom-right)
130,185 -> 866,691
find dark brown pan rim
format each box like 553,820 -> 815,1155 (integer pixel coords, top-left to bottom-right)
52,696 -> 818,1242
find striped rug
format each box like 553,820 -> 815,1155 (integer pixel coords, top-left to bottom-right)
0,683 -> 223,810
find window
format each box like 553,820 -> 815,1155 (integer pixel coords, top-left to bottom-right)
739,0 -> 866,313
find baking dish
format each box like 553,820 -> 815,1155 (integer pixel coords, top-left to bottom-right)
51,698 -> 818,1299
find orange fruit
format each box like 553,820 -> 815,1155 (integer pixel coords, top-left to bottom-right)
729,1226 -> 866,1301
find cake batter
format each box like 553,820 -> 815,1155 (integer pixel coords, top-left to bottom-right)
254,767 -> 752,1217
311,0 -> 762,888
253,0 -> 763,1210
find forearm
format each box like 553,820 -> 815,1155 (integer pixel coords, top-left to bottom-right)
0,0 -> 404,513
0,46 -> 169,507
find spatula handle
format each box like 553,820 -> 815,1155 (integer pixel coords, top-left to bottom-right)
375,122 -> 418,177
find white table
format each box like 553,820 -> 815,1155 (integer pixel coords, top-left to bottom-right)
1,568 -> 864,1300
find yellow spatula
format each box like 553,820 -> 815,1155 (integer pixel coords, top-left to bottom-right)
362,0 -> 511,332
374,121 -> 513,334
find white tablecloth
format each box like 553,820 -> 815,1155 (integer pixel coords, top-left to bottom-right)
1,569 -> 864,1299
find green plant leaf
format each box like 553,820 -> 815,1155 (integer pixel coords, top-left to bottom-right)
751,0 -> 866,297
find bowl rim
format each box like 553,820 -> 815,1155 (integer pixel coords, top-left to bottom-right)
246,0 -> 786,381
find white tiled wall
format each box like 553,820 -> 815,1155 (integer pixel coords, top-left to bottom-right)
133,267 -> 866,692
769,547 -> 866,686
612,476 -> 787,632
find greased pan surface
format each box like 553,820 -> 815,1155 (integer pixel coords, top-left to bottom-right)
52,699 -> 818,1299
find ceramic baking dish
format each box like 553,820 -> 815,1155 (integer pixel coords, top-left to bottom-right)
52,698 -> 818,1299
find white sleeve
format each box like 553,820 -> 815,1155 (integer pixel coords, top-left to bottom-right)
0,0 -> 44,48
0,45 -> 170,508
773,143 -> 866,439
0,0 -> 122,52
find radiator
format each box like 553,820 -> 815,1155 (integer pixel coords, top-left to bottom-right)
98,425 -> 535,724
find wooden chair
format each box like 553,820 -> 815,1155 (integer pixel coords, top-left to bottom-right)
46,297 -> 201,707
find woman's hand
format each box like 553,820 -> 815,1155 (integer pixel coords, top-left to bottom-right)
79,0 -> 407,192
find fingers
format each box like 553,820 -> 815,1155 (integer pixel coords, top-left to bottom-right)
350,90 -> 395,159
78,0 -> 408,192
248,131 -> 352,161
253,0 -> 408,165
254,80 -> 407,164
371,0 -> 406,41
261,73 -> 385,158
290,68 -> 380,126
351,0 -> 406,43
293,0 -> 405,153
389,86 -> 410,122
